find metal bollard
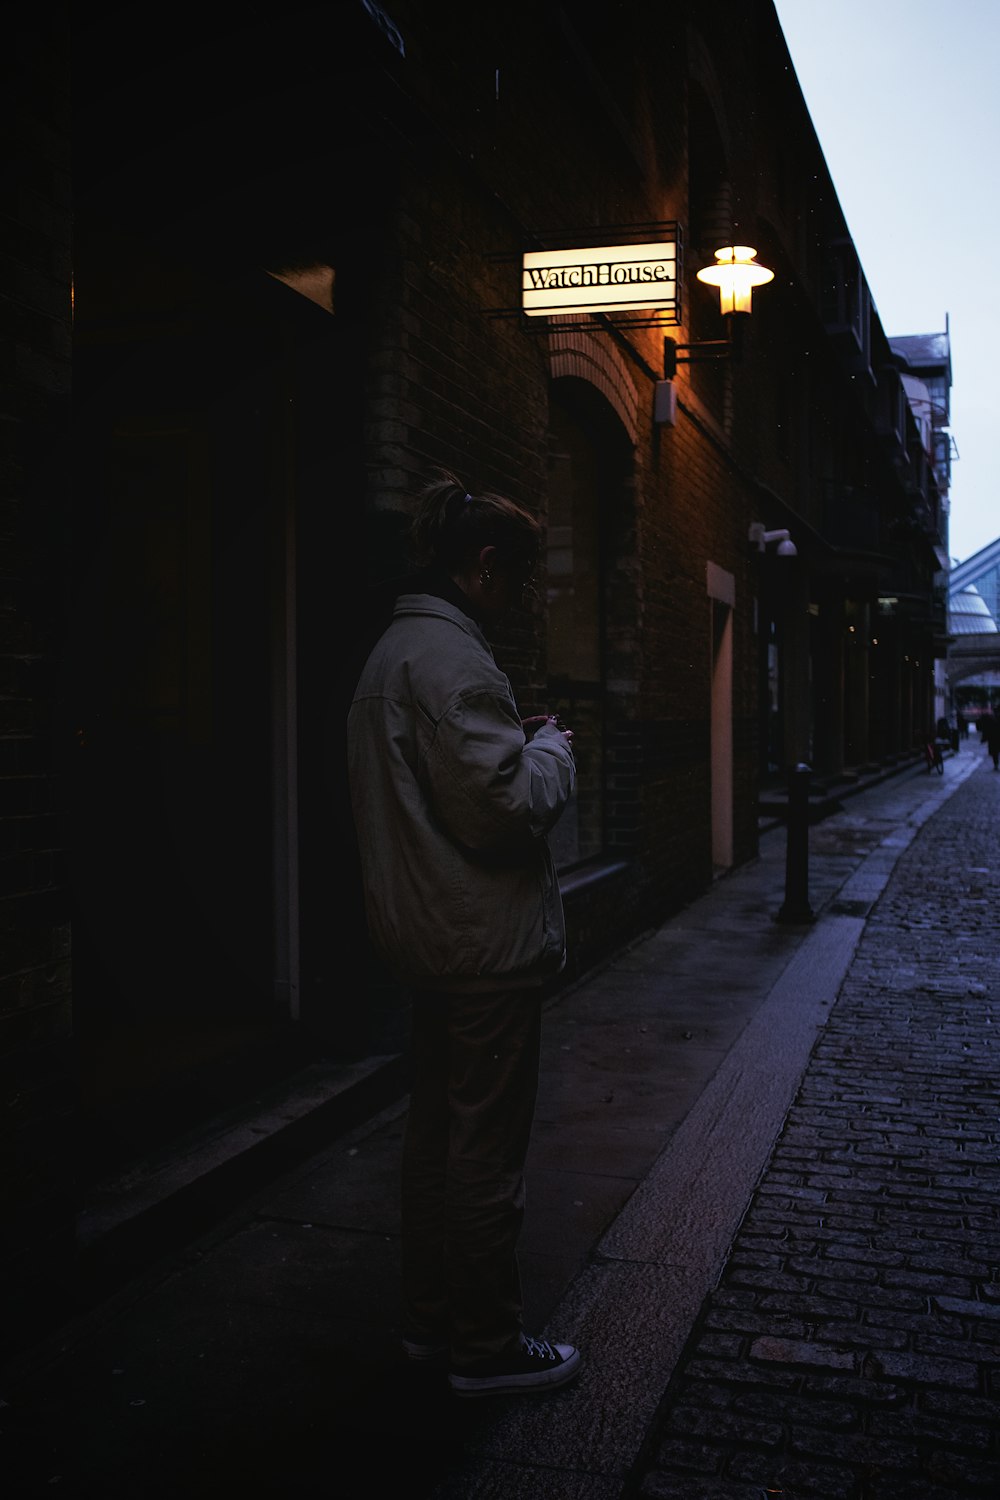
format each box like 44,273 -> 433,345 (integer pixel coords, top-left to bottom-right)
777,762 -> 815,924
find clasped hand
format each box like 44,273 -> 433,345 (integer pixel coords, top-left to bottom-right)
522,714 -> 573,746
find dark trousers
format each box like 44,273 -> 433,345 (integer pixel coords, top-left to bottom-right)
401,987 -> 543,1367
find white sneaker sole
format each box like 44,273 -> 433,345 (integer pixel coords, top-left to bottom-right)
449,1346 -> 581,1397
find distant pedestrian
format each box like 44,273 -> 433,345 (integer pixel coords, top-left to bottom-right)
980,711 -> 1000,770
347,468 -> 581,1398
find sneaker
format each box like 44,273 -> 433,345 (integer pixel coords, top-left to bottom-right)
448,1334 -> 581,1398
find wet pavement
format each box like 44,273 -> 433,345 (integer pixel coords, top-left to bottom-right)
3,742 -> 998,1499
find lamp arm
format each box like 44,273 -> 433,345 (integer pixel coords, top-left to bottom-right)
663,315 -> 746,377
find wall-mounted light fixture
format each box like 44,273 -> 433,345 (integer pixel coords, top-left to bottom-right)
697,245 -> 774,318
654,244 -> 774,424
660,244 -> 774,380
749,522 -> 797,558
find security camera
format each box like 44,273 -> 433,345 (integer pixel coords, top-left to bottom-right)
749,523 -> 797,557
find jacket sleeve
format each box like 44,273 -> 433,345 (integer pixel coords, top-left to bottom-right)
424,685 -> 576,852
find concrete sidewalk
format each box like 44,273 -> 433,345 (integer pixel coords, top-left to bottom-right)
2,743 -> 992,1498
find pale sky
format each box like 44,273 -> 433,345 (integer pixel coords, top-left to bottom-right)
772,0 -> 1000,565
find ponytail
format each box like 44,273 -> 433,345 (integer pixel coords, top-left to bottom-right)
410,467 -> 540,573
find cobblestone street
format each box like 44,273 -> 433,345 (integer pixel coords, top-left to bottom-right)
629,757 -> 1000,1499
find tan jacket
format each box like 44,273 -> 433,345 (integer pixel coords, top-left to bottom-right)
347,593 -> 576,990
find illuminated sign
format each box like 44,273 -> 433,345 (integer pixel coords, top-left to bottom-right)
522,240 -> 679,318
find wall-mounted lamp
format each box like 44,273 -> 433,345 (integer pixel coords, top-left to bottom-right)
655,244 -> 774,421
749,522 -> 797,558
697,245 -> 774,318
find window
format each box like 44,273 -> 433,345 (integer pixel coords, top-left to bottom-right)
822,238 -> 872,378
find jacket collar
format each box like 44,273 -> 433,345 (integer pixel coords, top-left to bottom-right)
408,566 -> 482,623
392,588 -> 494,652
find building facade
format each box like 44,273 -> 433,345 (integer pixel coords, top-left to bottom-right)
4,1 -> 949,1349
888,327 -> 954,726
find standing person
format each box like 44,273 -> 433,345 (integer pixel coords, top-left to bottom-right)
347,468 -> 581,1398
981,710 -> 1000,770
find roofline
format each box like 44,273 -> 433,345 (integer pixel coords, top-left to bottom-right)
950,535 -> 1000,583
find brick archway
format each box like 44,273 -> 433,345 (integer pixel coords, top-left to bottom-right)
547,327 -> 640,445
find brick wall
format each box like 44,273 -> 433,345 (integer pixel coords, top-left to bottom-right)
353,2 -> 778,968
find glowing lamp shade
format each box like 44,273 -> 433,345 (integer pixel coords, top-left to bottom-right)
696,245 -> 774,316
